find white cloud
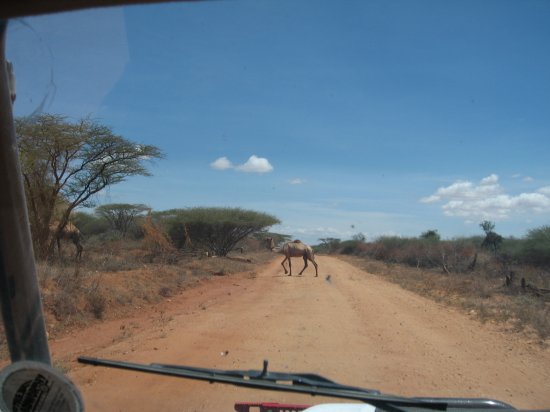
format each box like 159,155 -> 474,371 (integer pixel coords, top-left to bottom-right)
421,174 -> 550,220
290,178 -> 306,185
480,174 -> 498,185
235,155 -> 274,173
210,157 -> 233,170
511,173 -> 534,182
420,175 -> 501,204
210,155 -> 273,173
420,194 -> 440,203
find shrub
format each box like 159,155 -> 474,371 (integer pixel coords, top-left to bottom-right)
358,236 -> 476,274
85,289 -> 107,319
520,226 -> 550,267
158,207 -> 280,256
50,290 -> 79,321
72,211 -> 110,236
338,240 -> 362,255
159,287 -> 173,298
141,215 -> 175,257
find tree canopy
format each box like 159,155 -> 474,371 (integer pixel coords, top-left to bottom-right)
420,229 -> 440,242
16,114 -> 163,258
157,207 -> 280,256
95,203 -> 149,236
479,220 -> 503,255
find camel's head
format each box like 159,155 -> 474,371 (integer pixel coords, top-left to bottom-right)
265,237 -> 275,250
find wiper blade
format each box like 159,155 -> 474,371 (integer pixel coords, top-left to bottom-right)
77,357 -> 515,411
77,357 -> 411,408
152,359 -> 380,394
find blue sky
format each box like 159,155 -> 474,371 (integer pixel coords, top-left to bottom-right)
7,0 -> 550,244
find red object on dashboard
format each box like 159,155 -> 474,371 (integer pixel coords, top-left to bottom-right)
234,402 -> 311,412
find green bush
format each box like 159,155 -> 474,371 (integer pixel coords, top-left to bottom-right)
520,226 -> 550,267
72,211 -> 110,236
338,240 -> 361,255
157,207 -> 280,256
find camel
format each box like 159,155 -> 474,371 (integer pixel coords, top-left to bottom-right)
49,222 -> 83,259
267,237 -> 318,277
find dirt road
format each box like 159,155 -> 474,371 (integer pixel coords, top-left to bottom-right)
58,256 -> 550,411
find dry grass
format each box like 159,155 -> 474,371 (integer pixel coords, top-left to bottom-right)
27,240 -> 275,340
340,255 -> 550,343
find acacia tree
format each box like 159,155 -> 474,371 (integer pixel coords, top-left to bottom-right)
16,114 -> 163,258
420,229 -> 440,242
480,220 -> 503,255
159,207 -> 280,256
95,203 -> 149,237
318,237 -> 341,253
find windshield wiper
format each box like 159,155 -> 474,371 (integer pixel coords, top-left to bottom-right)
77,357 -> 515,411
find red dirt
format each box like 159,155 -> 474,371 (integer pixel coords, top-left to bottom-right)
51,256 -> 550,411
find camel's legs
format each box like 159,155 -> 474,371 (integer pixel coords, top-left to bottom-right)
287,256 -> 292,276
298,256 -> 318,277
311,258 -> 319,277
298,255 -> 308,275
281,256 -> 290,275
56,238 -> 62,257
75,240 -> 83,260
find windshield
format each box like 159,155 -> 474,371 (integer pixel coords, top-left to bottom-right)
3,1 -> 550,411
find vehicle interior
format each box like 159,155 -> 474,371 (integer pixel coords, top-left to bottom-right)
1,1 -> 549,411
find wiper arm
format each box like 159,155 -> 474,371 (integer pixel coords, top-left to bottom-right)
77,357 -> 515,411
77,356 -> 413,409
152,359 -> 380,394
